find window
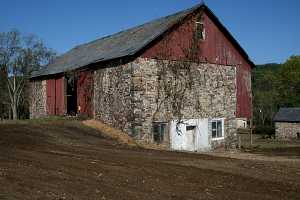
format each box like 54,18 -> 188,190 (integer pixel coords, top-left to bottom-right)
153,123 -> 167,143
211,119 -> 224,139
196,21 -> 205,40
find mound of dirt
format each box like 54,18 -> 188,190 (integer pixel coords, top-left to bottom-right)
82,120 -> 138,147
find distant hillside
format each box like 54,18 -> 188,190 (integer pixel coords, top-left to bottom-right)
252,56 -> 300,128
255,63 -> 281,71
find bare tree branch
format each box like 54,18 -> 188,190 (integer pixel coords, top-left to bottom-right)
0,30 -> 56,119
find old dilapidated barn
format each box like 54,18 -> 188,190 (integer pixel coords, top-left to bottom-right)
30,3 -> 254,152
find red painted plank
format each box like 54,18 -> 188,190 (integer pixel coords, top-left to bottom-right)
46,76 -> 65,116
46,79 -> 56,115
77,71 -> 93,117
55,77 -> 65,115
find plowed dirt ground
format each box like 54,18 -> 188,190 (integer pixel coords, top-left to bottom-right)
0,120 -> 299,200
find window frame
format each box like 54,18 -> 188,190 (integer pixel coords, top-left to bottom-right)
195,21 -> 206,40
211,118 -> 225,140
153,122 -> 168,144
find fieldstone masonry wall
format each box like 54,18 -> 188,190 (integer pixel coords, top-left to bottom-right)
275,122 -> 300,140
132,58 -> 237,149
30,80 -> 47,119
93,63 -> 134,133
93,58 -> 238,149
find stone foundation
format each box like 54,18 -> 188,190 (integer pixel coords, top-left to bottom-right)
30,80 -> 47,118
275,122 -> 300,140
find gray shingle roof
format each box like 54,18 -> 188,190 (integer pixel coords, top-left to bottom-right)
31,2 -> 254,78
274,108 -> 300,122
31,3 -> 203,78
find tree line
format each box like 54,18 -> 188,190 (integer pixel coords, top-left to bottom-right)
253,56 -> 300,130
0,30 -> 56,120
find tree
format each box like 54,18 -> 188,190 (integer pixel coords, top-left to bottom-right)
253,67 -> 279,127
0,30 -> 56,120
252,56 -> 300,130
278,56 -> 300,107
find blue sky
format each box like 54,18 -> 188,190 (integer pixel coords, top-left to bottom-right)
1,0 -> 299,64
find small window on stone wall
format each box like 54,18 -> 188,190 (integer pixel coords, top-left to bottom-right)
153,123 -> 167,144
211,119 -> 224,139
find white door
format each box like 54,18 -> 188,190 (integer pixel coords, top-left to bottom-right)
196,119 -> 210,151
185,125 -> 196,151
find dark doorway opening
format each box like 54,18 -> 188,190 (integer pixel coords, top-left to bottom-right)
66,75 -> 77,115
297,133 -> 300,140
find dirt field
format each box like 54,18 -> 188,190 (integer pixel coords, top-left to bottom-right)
0,121 -> 299,200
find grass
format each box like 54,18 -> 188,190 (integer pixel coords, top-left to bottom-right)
239,133 -> 300,158
240,133 -> 300,148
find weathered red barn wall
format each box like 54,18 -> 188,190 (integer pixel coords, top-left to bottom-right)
46,79 -> 55,115
55,77 -> 65,115
141,9 -> 252,119
46,76 -> 65,116
77,71 -> 93,117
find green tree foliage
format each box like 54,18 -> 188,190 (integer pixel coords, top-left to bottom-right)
278,56 -> 300,107
253,56 -> 300,128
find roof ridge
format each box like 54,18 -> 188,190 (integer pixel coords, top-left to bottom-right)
31,3 -> 204,78
70,3 -> 204,51
31,2 -> 255,78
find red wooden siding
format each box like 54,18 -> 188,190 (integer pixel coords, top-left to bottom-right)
46,76 -> 65,116
46,79 -> 56,115
141,10 -> 252,119
77,71 -> 93,117
55,77 -> 65,115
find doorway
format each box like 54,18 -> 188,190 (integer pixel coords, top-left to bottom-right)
66,74 -> 77,115
185,125 -> 196,151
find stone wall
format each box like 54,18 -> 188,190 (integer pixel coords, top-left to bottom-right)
30,80 -> 47,119
131,58 -> 237,149
93,62 -> 134,134
275,122 -> 300,140
93,58 -> 237,149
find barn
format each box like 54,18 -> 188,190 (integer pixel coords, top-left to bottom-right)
30,3 -> 254,152
274,108 -> 300,140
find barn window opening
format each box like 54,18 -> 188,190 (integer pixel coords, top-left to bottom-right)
211,119 -> 224,139
196,21 -> 205,40
66,74 -> 77,116
153,123 -> 167,144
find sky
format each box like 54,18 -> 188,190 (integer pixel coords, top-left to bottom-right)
1,0 -> 299,64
